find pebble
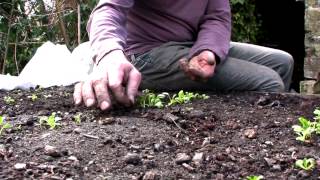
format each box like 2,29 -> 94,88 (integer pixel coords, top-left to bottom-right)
143,170 -> 159,180
163,113 -> 179,123
14,163 -> 26,170
73,128 -> 82,134
175,153 -> 191,164
192,152 -> 204,166
124,153 -> 141,165
244,129 -> 257,139
272,164 -> 281,171
188,110 -> 205,118
264,157 -> 276,166
68,156 -> 78,161
44,145 -> 61,157
182,163 -> 194,171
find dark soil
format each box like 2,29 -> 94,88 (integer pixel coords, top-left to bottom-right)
1,86 -> 320,180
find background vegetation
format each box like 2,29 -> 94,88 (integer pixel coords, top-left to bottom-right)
0,0 -> 260,75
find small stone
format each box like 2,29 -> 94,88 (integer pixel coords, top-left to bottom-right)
182,163 -> 195,171
188,110 -> 205,118
68,156 -> 78,161
192,152 -> 204,166
264,157 -> 276,166
14,163 -> 26,170
163,113 -> 179,123
265,141 -> 274,146
0,144 -> 6,156
175,153 -> 191,164
244,129 -> 257,139
202,137 -> 211,147
154,143 -> 164,152
272,164 -> 281,171
73,128 -> 82,134
44,145 -> 61,157
143,170 -> 159,180
124,153 -> 141,165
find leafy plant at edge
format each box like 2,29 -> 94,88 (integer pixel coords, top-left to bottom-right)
4,96 -> 15,105
39,113 -> 60,129
0,116 -> 12,135
245,175 -> 264,180
137,89 -> 168,108
168,90 -> 209,106
292,117 -> 315,142
73,113 -> 82,124
295,158 -> 316,171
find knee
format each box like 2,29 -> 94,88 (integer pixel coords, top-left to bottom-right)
258,69 -> 285,92
274,51 -> 294,73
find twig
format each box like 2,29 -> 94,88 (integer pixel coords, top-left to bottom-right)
13,40 -> 20,75
171,118 -> 187,134
82,133 -> 99,139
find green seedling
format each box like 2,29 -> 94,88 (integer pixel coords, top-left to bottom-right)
30,94 -> 38,101
73,113 -> 82,124
295,158 -> 316,171
39,113 -> 60,129
292,117 -> 315,142
245,175 -> 263,180
137,89 -> 168,108
168,90 -> 209,106
0,116 -> 12,135
4,96 -> 15,105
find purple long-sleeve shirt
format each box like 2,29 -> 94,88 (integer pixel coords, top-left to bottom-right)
87,0 -> 231,64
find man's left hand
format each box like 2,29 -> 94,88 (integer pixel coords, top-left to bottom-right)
179,50 -> 216,81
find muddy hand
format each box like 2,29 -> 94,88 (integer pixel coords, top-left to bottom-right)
73,50 -> 141,111
179,50 -> 216,81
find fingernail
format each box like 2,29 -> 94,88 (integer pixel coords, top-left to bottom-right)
129,95 -> 135,104
100,101 -> 110,110
74,98 -> 80,105
86,99 -> 94,107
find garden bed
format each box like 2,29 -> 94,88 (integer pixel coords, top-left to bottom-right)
0,86 -> 320,179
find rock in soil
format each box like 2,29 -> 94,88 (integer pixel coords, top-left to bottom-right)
124,153 -> 141,165
175,153 -> 191,164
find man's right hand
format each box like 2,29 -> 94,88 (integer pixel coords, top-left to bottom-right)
73,50 -> 142,111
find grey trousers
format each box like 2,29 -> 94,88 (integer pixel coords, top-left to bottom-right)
130,42 -> 294,92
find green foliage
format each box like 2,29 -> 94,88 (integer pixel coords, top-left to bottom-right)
0,116 -> 12,135
292,108 -> 320,142
168,90 -> 209,106
245,175 -> 263,180
4,96 -> 15,105
137,89 -> 167,108
73,113 -> 82,124
137,89 -> 209,108
28,94 -> 38,102
230,0 -> 260,43
39,112 -> 60,129
1,0 -> 98,75
292,117 -> 315,142
295,158 -> 316,171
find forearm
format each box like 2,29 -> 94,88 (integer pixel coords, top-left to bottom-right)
189,0 -> 231,63
87,0 -> 134,64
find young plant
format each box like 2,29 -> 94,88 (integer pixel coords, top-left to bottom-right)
295,158 -> 316,171
29,94 -> 38,101
4,96 -> 15,105
245,175 -> 263,180
39,113 -> 60,129
0,116 -> 12,135
73,113 -> 82,124
137,89 -> 168,108
168,90 -> 209,106
292,117 -> 315,142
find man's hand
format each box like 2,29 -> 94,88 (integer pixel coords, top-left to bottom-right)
73,50 -> 142,110
179,50 -> 216,81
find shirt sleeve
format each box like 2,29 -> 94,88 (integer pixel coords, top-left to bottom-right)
189,0 -> 231,63
87,0 -> 134,64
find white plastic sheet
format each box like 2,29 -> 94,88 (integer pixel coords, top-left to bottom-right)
0,41 -> 93,91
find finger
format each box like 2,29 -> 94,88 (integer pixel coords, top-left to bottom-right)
126,68 -> 142,104
108,66 -> 131,106
92,79 -> 111,110
205,52 -> 216,65
73,82 -> 83,105
179,58 -> 196,81
82,80 -> 96,107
